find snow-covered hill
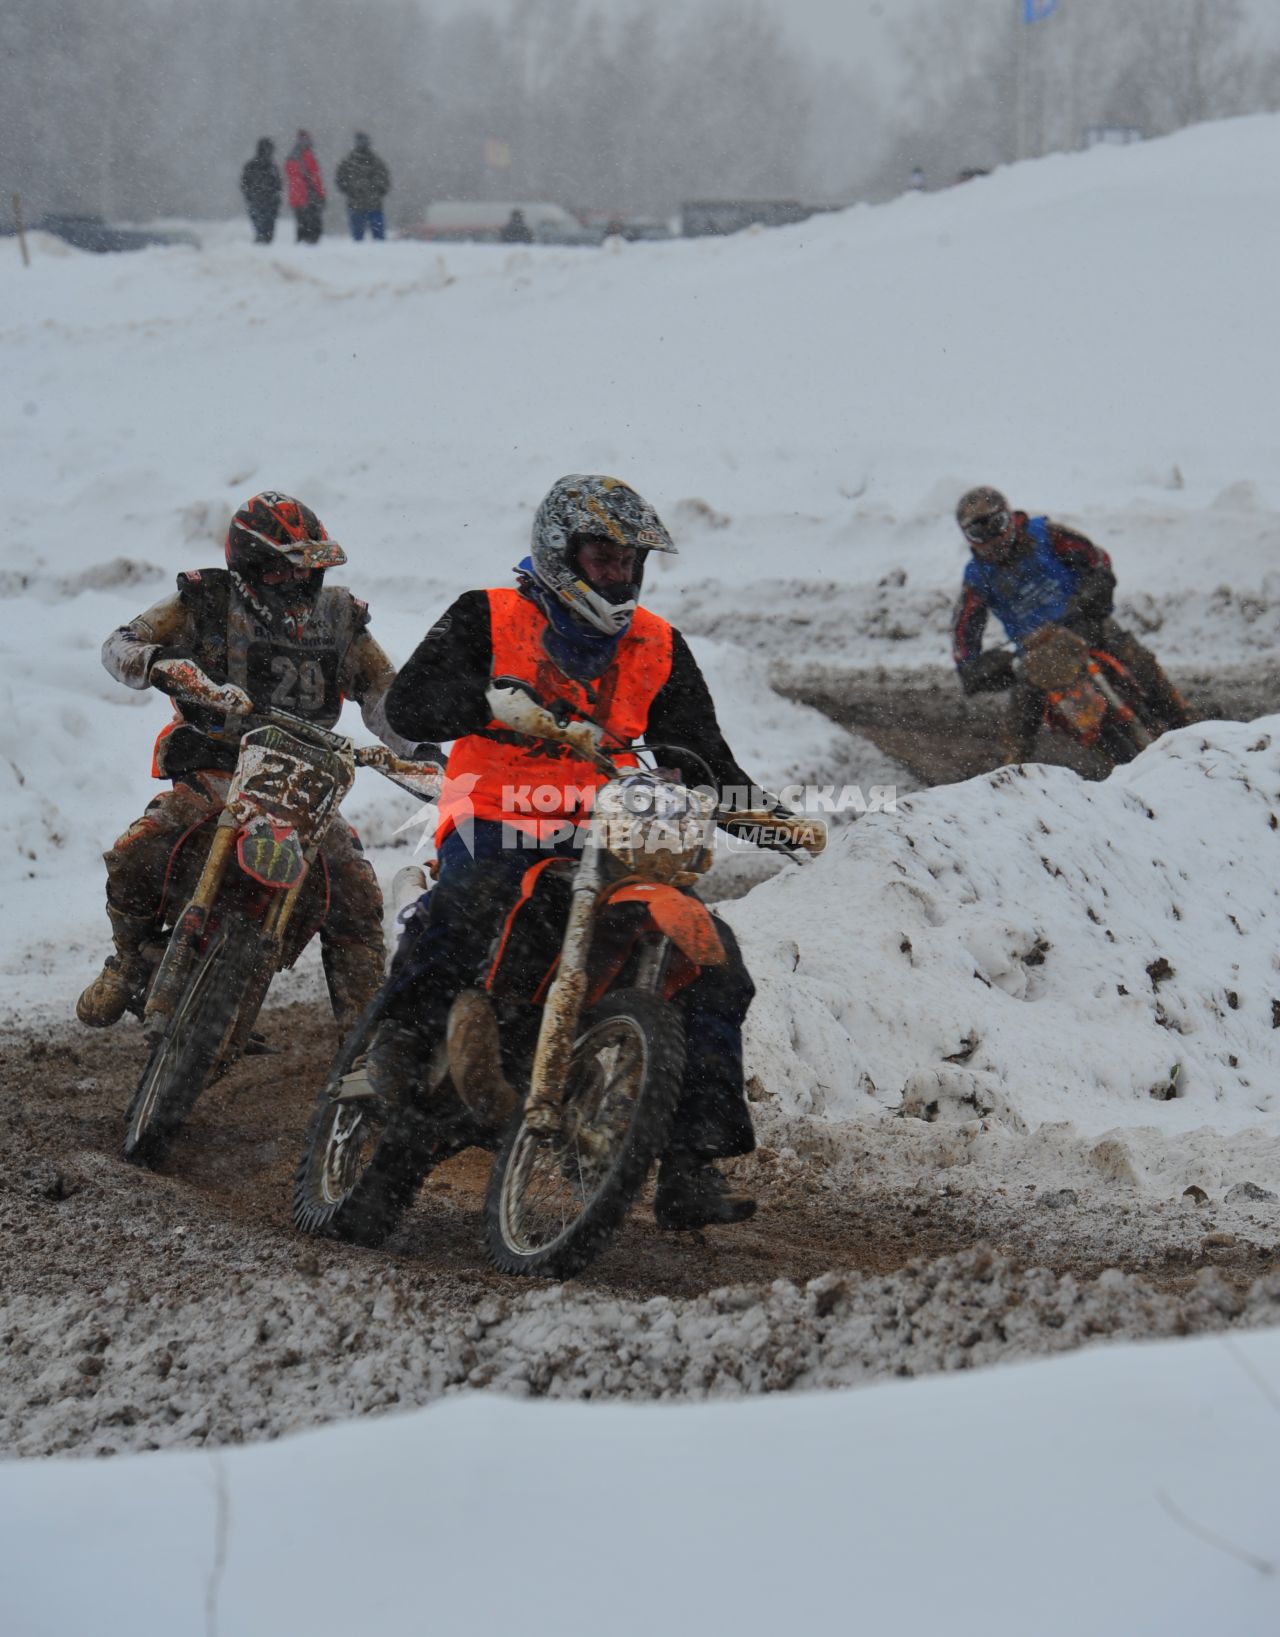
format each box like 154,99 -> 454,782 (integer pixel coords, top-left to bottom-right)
733,716 -> 1280,1193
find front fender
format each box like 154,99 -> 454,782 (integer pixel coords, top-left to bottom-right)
601,881 -> 727,968
237,816 -> 308,889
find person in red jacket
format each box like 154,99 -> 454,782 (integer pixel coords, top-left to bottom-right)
285,130 -> 326,244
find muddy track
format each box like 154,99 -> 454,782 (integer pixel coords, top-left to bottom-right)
776,663 -> 1280,787
0,1002 -> 1019,1311
5,999 -> 1277,1314
7,1003 -> 1280,1458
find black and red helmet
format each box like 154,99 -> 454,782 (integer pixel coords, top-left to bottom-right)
224,492 -> 347,580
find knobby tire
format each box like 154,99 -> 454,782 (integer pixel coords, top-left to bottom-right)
292,1006 -> 476,1248
122,915 -> 266,1166
484,988 -> 685,1280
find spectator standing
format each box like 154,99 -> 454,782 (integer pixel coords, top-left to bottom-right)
240,138 -> 282,243
285,130 -> 326,244
335,132 -> 391,241
500,208 -> 533,244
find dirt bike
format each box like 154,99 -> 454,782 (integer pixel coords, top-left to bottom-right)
293,679 -> 825,1280
1018,624 -> 1171,767
122,707 -> 441,1166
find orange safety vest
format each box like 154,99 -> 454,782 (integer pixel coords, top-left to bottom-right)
437,588 -> 674,844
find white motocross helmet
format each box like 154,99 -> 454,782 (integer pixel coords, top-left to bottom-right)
529,474 -> 677,637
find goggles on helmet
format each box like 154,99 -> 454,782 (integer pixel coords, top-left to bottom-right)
963,510 -> 1011,546
233,525 -> 347,572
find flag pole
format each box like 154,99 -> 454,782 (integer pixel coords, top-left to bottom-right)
1013,0 -> 1025,163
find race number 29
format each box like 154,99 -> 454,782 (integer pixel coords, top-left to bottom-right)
269,655 -> 328,713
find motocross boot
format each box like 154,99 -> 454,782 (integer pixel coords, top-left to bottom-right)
322,940 -> 387,1041
653,1152 -> 757,1231
446,989 -> 517,1129
363,1020 -> 428,1111
76,905 -> 155,1028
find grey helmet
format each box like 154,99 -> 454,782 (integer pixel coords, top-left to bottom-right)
529,474 -> 677,636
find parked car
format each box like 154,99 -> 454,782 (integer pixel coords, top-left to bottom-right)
679,198 -> 834,238
29,214 -> 199,253
400,201 -> 592,244
579,211 -> 676,243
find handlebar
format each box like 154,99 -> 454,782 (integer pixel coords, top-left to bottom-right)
487,679 -> 826,856
228,708 -> 443,800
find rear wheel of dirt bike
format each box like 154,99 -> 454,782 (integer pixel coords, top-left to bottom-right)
292,1009 -> 475,1248
484,989 -> 685,1280
123,915 -> 266,1167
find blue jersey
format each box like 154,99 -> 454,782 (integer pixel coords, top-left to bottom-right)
960,517 -> 1082,651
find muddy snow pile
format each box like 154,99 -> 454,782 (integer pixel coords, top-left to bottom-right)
733,717 -> 1280,1190
5,1248 -> 1278,1458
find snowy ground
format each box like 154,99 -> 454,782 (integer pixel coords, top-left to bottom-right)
4,1324 -> 1280,1637
4,114 -> 1280,1625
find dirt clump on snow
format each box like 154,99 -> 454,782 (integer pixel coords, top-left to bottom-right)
3,1003 -> 1280,1458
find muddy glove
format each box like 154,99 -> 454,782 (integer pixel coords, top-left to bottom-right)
1061,568 -> 1115,626
722,794 -> 827,856
487,681 -> 606,762
149,657 -> 252,716
764,805 -> 827,856
958,650 -> 1016,696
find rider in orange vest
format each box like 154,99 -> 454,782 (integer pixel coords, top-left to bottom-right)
381,474 -> 801,1231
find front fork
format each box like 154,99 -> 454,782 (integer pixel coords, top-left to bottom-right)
521,846 -> 672,1134
522,845 -> 602,1134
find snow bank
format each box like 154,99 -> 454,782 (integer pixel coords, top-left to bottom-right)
732,718 -> 1280,1189
4,1321 -> 1279,1636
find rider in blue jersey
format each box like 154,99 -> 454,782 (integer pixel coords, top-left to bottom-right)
951,486 -> 1189,761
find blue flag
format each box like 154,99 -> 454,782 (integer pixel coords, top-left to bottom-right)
1024,0 -> 1057,19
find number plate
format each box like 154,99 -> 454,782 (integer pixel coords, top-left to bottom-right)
228,725 -> 352,843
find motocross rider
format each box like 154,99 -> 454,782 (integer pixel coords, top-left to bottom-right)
379,474 -> 806,1231
77,492 -> 426,1037
952,486 -> 1190,761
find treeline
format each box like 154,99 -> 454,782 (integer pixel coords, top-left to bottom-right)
0,0 -> 879,224
4,0 -> 1279,227
873,0 -> 1280,196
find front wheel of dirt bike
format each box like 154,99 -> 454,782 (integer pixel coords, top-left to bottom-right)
485,988 -> 686,1280
122,915 -> 266,1167
1094,670 -> 1159,765
292,1007 -> 476,1248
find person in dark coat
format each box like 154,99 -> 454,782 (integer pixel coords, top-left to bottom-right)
335,132 -> 392,241
285,130 -> 326,245
376,475 -> 821,1232
240,139 -> 282,244
499,208 -> 533,244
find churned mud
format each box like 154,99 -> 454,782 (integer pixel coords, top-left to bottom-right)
4,992 -> 1280,1458
774,662 -> 1280,787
